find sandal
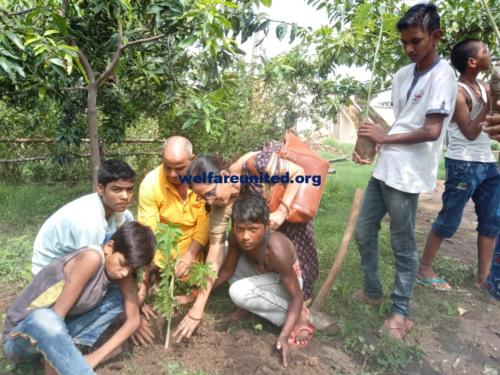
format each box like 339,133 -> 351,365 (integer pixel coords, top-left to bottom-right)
417,276 -> 451,291
289,323 -> 315,348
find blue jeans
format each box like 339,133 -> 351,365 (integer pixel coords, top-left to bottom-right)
487,235 -> 500,299
355,177 -> 419,317
432,158 -> 500,238
3,284 -> 123,374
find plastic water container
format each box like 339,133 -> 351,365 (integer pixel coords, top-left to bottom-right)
487,235 -> 500,299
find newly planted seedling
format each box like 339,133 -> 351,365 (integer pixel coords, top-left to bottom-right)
154,223 -> 216,350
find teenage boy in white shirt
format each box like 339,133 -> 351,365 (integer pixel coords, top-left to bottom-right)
352,2 -> 457,339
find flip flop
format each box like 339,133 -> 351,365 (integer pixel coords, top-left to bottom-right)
417,276 -> 452,291
289,323 -> 315,348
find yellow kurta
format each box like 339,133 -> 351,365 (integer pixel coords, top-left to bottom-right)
138,165 -> 209,268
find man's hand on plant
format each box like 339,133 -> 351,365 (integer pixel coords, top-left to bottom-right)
269,208 -> 287,231
173,309 -> 202,343
357,122 -> 387,144
131,316 -> 155,346
175,251 -> 196,278
276,335 -> 290,368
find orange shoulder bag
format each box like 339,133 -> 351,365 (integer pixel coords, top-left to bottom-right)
246,131 -> 329,223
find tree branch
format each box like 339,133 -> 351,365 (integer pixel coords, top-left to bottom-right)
60,86 -> 88,92
97,20 -> 124,85
3,7 -> 37,17
76,48 -> 96,83
60,0 -> 68,17
120,33 -> 167,50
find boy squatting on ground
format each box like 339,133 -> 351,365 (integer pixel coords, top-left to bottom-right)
418,39 -> 500,291
213,194 -> 312,368
2,222 -> 156,375
352,2 -> 457,339
28,159 -> 136,351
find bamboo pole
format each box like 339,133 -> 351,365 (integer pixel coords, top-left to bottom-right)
311,188 -> 364,311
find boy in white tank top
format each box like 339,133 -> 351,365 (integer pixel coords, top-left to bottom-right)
418,40 -> 500,290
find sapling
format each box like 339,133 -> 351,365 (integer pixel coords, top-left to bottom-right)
154,223 -> 216,350
354,10 -> 385,162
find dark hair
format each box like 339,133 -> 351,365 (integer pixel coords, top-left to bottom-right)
98,159 -> 136,186
110,221 -> 156,269
396,2 -> 440,33
231,193 -> 269,224
450,39 -> 483,73
186,155 -> 228,187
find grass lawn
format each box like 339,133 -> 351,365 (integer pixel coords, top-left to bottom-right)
0,144 -> 477,374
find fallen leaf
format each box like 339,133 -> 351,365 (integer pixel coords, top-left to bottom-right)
458,307 -> 467,316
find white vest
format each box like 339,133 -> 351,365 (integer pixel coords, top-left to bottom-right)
446,81 -> 496,163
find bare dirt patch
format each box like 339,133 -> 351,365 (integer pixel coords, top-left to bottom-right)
412,180 -> 500,375
417,180 -> 478,264
97,315 -> 360,375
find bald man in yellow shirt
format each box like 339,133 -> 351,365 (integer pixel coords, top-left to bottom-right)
132,136 -> 209,345
138,136 -> 209,275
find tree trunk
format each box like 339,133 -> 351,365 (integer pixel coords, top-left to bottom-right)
87,83 -> 100,191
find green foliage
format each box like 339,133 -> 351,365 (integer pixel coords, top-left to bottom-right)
189,261 -> 216,290
275,23 -> 287,41
372,336 -> 423,372
302,0 -> 500,102
155,223 -> 183,333
154,222 -> 215,349
0,0 -> 276,183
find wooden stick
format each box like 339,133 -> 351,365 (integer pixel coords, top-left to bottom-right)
311,188 -> 364,311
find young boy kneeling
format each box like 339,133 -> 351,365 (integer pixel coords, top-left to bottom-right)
2,221 -> 156,375
214,194 -> 313,367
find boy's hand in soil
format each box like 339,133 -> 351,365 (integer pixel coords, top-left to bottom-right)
173,310 -> 201,343
141,302 -> 157,320
276,335 -> 290,368
131,316 -> 155,346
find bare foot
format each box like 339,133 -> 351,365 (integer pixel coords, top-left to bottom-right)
352,290 -> 383,305
379,314 -> 413,339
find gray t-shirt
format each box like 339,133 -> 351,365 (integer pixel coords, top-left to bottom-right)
3,246 -> 111,336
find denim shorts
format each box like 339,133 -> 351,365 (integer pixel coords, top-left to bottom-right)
432,158 -> 500,238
